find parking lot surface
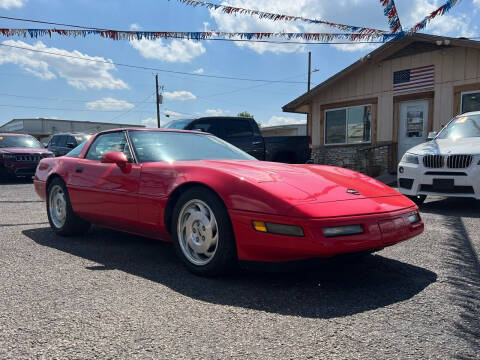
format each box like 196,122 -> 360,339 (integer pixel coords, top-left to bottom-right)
0,181 -> 479,359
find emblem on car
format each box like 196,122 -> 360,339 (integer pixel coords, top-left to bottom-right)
347,189 -> 361,195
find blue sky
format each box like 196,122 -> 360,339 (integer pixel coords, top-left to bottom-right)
0,0 -> 478,128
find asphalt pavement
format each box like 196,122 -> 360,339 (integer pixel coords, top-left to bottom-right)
0,180 -> 479,359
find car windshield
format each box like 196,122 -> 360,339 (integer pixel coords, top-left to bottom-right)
437,114 -> 480,140
129,130 -> 256,162
0,135 -> 43,149
163,119 -> 193,129
65,140 -> 87,158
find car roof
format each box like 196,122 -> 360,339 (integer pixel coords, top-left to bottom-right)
461,111 -> 480,116
96,127 -> 208,136
0,133 -> 34,137
51,133 -> 91,136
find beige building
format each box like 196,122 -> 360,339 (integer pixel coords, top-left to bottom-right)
283,34 -> 480,176
0,118 -> 143,143
261,123 -> 306,137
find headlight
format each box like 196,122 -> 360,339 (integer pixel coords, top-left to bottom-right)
401,153 -> 419,164
43,154 -> 54,158
2,154 -> 16,160
322,225 -> 364,238
408,212 -> 421,224
252,221 -> 304,237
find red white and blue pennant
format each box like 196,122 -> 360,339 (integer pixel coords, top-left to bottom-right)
173,0 -> 388,34
409,0 -> 461,33
0,28 -> 398,42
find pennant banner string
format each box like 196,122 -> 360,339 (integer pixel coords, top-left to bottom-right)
409,0 -> 460,33
379,0 -> 403,34
0,28 -> 403,43
171,0 -> 388,34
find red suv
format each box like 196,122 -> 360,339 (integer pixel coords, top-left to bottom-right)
0,133 -> 53,180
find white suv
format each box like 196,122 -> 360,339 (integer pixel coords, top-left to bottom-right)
398,111 -> 480,205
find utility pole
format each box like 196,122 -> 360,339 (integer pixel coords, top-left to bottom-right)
307,51 -> 312,92
155,74 -> 161,128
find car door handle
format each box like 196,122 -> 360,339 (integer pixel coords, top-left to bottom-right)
252,141 -> 262,145
75,167 -> 84,173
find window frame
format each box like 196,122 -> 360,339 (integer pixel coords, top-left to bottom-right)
324,104 -> 372,146
222,118 -> 254,138
84,130 -> 136,163
460,90 -> 480,114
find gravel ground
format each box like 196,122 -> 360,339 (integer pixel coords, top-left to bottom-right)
0,180 -> 479,359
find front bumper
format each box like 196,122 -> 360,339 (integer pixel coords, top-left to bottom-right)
229,206 -> 423,262
397,161 -> 480,199
0,161 -> 39,178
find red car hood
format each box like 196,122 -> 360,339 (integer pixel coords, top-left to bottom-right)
201,160 -> 399,204
0,147 -> 52,155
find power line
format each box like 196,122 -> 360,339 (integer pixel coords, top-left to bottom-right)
0,43 -> 306,84
0,15 -> 105,30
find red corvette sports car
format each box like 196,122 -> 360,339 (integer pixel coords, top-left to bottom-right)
34,128 -> 424,275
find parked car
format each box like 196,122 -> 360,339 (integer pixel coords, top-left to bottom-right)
0,133 -> 53,179
164,117 -> 310,163
34,128 -> 423,276
398,111 -> 480,204
47,133 -> 91,157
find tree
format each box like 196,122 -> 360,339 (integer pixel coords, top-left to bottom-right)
237,111 -> 253,118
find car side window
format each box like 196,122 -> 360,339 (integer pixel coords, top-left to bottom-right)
57,135 -> 67,148
49,135 -> 59,146
67,135 -> 77,147
224,119 -> 253,137
85,132 -> 132,161
189,119 -> 220,137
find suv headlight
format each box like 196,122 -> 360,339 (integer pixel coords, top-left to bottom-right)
401,153 -> 419,164
2,154 -> 16,160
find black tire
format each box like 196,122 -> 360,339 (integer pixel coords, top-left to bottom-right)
171,187 -> 237,276
407,195 -> 426,206
46,177 -> 90,236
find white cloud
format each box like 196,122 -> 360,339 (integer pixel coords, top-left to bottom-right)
130,39 -> 206,63
129,23 -> 141,31
205,108 -> 231,116
397,0 -> 478,38
0,0 -> 26,9
264,116 -> 306,127
209,0 -> 307,54
209,0 -> 478,54
140,117 -> 157,127
85,97 -> 134,111
163,90 -> 197,101
0,40 -> 128,90
193,68 -> 204,74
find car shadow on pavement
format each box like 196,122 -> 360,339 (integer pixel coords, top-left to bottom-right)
433,207 -> 480,354
419,197 -> 480,218
23,226 -> 437,319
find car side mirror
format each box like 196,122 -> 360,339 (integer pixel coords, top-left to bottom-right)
427,131 -> 437,141
66,142 -> 75,149
101,152 -> 128,168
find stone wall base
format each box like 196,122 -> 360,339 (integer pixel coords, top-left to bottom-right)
311,144 -> 395,177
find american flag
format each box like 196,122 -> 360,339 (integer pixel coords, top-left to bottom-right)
393,65 -> 435,95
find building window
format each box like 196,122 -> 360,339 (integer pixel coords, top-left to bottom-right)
461,91 -> 480,113
325,104 -> 371,145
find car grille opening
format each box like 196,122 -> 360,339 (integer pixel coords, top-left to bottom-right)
446,155 -> 472,168
424,171 -> 467,176
14,154 -> 42,162
399,178 -> 414,190
423,155 -> 444,168
423,154 -> 473,169
420,184 -> 474,194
